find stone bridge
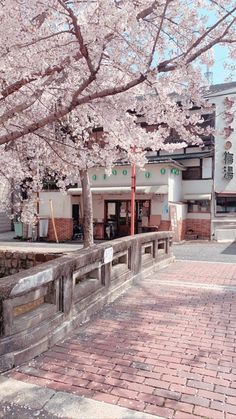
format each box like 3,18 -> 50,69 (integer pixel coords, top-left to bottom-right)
0,232 -> 173,373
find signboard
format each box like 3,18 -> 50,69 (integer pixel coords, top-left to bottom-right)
214,94 -> 236,193
104,247 -> 113,264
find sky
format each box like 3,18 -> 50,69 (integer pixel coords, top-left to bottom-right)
202,7 -> 236,85
210,45 -> 236,85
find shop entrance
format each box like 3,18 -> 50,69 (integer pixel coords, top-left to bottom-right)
105,200 -> 150,239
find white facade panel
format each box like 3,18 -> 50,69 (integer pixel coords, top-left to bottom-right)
39,191 -> 72,218
187,213 -> 211,220
89,164 -> 169,188
182,179 -> 213,195
168,172 -> 183,202
176,203 -> 187,220
181,159 -> 200,167
202,158 -> 212,179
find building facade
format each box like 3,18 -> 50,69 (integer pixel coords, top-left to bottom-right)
38,82 -> 236,242
207,83 -> 236,241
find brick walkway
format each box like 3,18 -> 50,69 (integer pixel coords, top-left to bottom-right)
10,261 -> 236,419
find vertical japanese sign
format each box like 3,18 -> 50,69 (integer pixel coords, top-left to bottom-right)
223,151 -> 234,180
222,97 -> 235,184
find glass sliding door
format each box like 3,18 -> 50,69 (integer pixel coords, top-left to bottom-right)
105,199 -> 151,239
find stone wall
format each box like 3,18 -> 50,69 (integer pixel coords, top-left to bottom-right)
0,252 -> 59,278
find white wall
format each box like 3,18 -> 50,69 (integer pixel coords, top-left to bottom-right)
187,213 -> 211,220
39,191 -> 72,218
168,171 -> 183,202
151,195 -> 163,215
176,203 -> 187,221
151,194 -> 170,220
170,202 -> 187,221
182,179 -> 213,195
161,195 -> 169,220
202,158 -> 212,179
92,196 -> 104,222
181,158 -> 200,167
89,164 -> 169,187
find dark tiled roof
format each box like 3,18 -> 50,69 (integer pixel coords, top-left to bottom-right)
205,82 -> 236,96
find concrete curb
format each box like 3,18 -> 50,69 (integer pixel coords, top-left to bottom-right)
0,376 -> 163,419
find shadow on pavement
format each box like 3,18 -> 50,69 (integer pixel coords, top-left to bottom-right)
221,240 -> 236,255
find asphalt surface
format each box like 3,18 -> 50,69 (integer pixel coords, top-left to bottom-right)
173,240 -> 236,263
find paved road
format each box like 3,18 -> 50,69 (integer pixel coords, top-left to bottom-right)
173,241 -> 236,263
8,260 -> 236,419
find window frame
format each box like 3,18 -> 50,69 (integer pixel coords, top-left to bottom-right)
182,165 -> 202,180
216,195 -> 236,214
187,200 -> 211,214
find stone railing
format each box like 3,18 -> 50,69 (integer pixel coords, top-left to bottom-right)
0,232 -> 173,372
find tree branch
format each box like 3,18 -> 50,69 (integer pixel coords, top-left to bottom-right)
184,5 -> 236,59
147,0 -> 171,68
186,16 -> 236,64
1,53 -> 82,100
57,0 -> 96,75
0,74 -> 146,145
137,1 -> 158,20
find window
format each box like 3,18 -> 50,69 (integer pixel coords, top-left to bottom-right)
188,200 -> 210,213
183,166 -> 201,180
216,196 -> 236,213
42,180 -> 59,190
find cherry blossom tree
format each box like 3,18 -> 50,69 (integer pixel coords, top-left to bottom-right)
0,0 -> 236,246
1,0 -> 236,145
0,100 -> 205,246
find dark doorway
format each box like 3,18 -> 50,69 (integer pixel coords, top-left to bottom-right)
105,200 -> 150,239
72,204 -> 80,223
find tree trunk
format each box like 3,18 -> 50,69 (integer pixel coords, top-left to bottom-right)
79,168 -> 94,248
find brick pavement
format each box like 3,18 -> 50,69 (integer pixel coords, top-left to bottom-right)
9,261 -> 236,419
